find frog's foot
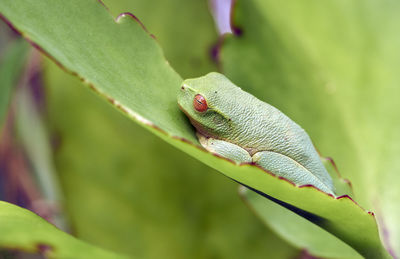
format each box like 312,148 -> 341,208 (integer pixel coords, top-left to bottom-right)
252,151 -> 335,195
197,133 -> 252,164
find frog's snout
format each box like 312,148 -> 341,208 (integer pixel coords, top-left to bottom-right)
178,84 -> 196,105
181,84 -> 188,91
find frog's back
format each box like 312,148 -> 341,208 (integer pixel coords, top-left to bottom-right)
226,91 -> 313,160
211,76 -> 333,189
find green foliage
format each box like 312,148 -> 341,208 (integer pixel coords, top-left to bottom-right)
0,201 -> 127,258
239,159 -> 359,258
0,0 -> 398,258
240,188 -> 361,258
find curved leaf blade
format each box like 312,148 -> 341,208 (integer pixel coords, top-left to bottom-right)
240,186 -> 361,259
239,158 -> 358,258
0,201 -> 127,258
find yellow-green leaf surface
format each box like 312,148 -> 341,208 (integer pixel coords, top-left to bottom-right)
0,201 -> 126,258
221,0 -> 400,257
0,0 -> 391,258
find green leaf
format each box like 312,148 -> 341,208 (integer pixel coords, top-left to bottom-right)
0,0 -> 391,258
101,0 -> 218,78
0,201 -> 127,258
240,187 -> 361,258
239,158 -> 359,258
220,0 -> 399,257
0,39 -> 28,129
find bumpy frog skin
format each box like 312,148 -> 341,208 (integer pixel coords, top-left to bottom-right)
178,72 -> 335,195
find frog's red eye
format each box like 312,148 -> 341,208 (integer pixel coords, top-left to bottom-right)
193,94 -> 208,112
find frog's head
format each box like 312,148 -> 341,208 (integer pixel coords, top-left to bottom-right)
177,72 -> 239,139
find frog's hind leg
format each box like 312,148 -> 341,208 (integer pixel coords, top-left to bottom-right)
197,134 -> 252,164
252,151 -> 334,195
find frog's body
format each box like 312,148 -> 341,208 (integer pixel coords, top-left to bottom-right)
178,72 -> 335,195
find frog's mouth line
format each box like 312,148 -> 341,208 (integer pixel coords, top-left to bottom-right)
178,103 -> 216,140
178,103 -> 253,150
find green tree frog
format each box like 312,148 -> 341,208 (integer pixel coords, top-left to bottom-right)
178,72 -> 335,195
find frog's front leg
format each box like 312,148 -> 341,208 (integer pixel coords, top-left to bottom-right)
252,151 -> 335,195
197,133 -> 252,164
